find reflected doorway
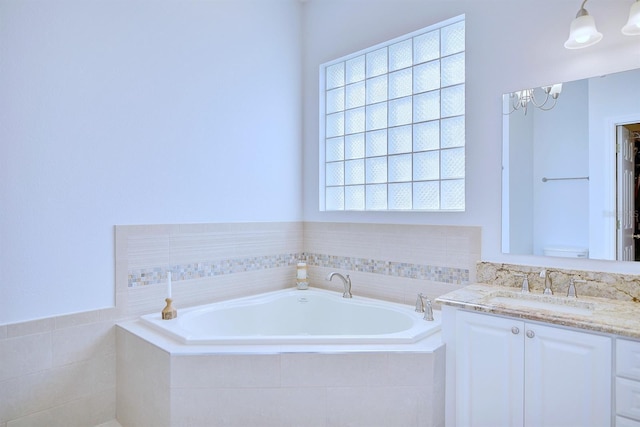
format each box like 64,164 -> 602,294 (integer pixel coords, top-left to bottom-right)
617,122 -> 640,261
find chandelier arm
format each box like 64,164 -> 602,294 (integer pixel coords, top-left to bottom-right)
502,95 -> 521,115
528,89 -> 551,109
536,97 -> 559,111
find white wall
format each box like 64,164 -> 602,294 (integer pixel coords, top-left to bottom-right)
0,0 -> 303,324
301,0 -> 640,273
3,0 -> 640,324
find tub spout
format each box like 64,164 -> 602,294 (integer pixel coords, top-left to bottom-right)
326,272 -> 352,298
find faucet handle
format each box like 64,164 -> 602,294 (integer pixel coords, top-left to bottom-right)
415,293 -> 425,313
423,298 -> 434,321
540,269 -> 553,295
567,279 -> 586,298
513,273 -> 529,293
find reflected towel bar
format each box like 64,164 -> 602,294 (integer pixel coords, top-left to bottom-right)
542,176 -> 589,182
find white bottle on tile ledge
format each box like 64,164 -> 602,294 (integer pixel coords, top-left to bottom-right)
296,262 -> 308,290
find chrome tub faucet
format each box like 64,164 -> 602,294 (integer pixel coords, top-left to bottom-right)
415,293 -> 435,321
326,272 -> 352,298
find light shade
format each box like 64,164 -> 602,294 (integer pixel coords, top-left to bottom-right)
565,12 -> 603,49
622,0 -> 640,36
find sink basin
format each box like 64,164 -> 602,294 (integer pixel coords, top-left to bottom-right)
482,291 -> 595,316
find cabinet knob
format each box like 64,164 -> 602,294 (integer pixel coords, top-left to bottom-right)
526,330 -> 535,338
511,326 -> 520,334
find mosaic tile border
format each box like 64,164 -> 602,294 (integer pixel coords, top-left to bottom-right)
128,253 -> 299,287
128,252 -> 470,287
304,253 -> 469,285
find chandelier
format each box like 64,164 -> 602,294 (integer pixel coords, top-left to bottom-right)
505,84 -> 563,115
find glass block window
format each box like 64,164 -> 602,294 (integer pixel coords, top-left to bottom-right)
320,15 -> 465,211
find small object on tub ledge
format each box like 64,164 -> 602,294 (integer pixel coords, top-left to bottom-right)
162,298 -> 177,320
296,261 -> 309,290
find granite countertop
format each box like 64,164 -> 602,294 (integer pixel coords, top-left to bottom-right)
436,283 -> 640,340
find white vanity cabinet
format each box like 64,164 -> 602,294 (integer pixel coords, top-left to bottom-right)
616,339 -> 640,426
454,310 -> 612,427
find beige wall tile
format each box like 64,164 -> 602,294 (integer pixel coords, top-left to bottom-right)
170,388 -> 299,427
386,352 -> 437,386
326,385 -> 429,426
304,222 -> 479,270
116,327 -> 169,427
9,353 -> 114,420
127,234 -> 171,271
281,352 -> 390,387
0,333 -> 52,382
6,386 -> 115,427
52,322 -> 115,367
54,310 -> 102,330
171,354 -> 281,388
7,318 -> 54,338
0,377 -> 20,424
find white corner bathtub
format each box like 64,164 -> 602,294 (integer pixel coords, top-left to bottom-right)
118,287 -> 445,426
140,287 -> 441,346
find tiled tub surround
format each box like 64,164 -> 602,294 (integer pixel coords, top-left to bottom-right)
0,222 -> 303,427
116,222 -> 305,318
116,320 -> 446,427
114,222 -> 475,427
304,222 -> 480,306
0,221 -> 480,427
119,222 -> 480,321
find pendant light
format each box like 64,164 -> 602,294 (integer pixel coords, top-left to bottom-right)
564,0 -> 603,49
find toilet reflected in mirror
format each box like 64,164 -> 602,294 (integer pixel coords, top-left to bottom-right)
543,246 -> 588,259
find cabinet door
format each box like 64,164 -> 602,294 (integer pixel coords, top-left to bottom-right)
617,339 -> 640,381
617,377 -> 640,422
456,310 -> 525,427
524,323 -> 612,427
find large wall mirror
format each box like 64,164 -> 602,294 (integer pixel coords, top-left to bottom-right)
502,68 -> 640,262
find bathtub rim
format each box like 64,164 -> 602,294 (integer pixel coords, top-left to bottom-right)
117,319 -> 444,355
119,287 -> 443,355
139,287 -> 441,346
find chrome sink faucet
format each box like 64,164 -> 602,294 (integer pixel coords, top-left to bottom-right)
326,272 -> 352,298
514,274 -> 529,293
540,269 -> 553,295
567,278 -> 586,298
